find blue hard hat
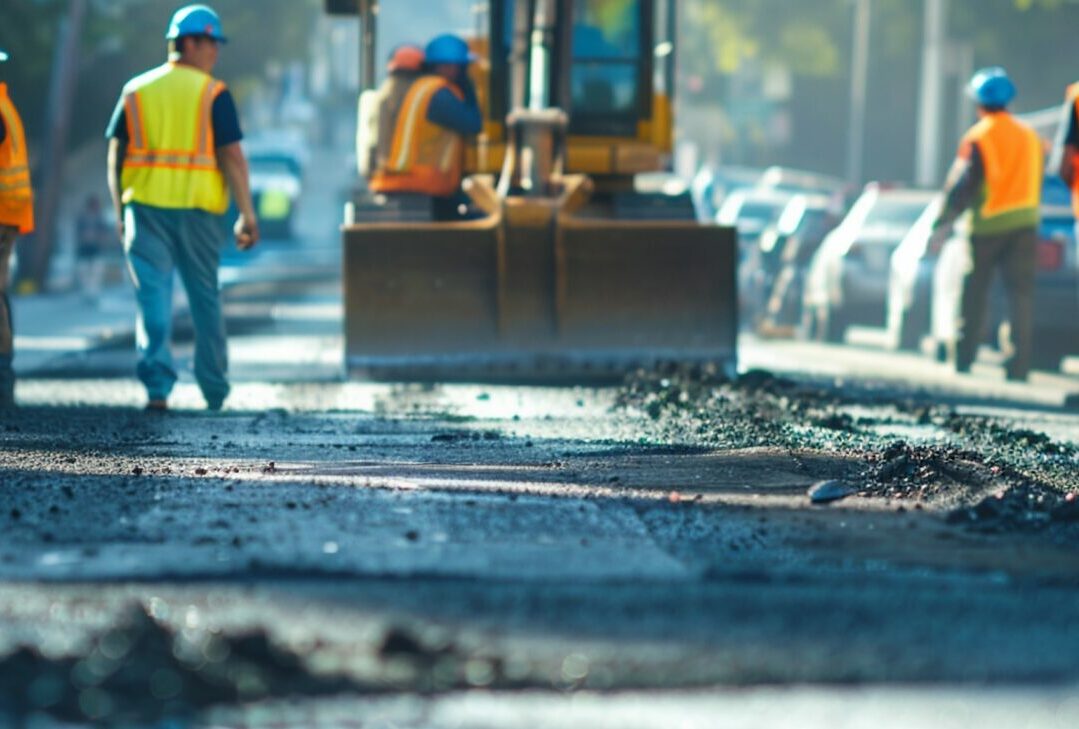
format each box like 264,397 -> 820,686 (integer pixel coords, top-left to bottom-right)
166,4 -> 228,44
967,67 -> 1016,108
424,34 -> 475,65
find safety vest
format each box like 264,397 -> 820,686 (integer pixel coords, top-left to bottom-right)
959,111 -> 1042,230
368,76 -> 465,198
0,84 -> 34,234
1068,82 -> 1079,217
120,63 -> 230,215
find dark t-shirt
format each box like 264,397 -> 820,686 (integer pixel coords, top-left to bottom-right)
105,87 -> 243,147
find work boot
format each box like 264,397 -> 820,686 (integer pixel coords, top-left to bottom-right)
146,398 -> 168,412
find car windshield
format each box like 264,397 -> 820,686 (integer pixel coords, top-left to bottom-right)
249,158 -> 300,177
863,199 -> 929,229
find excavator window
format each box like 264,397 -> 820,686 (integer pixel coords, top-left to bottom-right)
491,0 -> 652,137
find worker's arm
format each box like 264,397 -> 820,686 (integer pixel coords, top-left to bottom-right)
0,115 -> 14,243
426,76 -> 483,136
931,143 -> 984,244
104,96 -> 129,241
216,142 -> 259,250
106,137 -> 126,242
1047,94 -> 1078,186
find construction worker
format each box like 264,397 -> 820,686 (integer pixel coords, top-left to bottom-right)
930,67 -> 1043,382
359,44 -> 425,179
368,34 -> 482,221
105,4 -> 259,411
1048,80 -> 1079,237
0,48 -> 34,410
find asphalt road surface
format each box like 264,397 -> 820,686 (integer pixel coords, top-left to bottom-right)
2,268 -> 1079,728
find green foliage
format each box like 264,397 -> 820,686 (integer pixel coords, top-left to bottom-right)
0,0 -> 320,149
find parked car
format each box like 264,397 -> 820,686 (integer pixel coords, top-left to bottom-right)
716,187 -> 795,321
884,195 -> 946,351
757,166 -> 847,198
930,185 -> 1078,373
690,165 -> 763,222
803,186 -> 936,343
247,150 -> 304,241
757,194 -> 844,333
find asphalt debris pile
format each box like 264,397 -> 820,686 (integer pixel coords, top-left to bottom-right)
859,441 -> 993,501
617,366 -> 1079,536
0,604 -> 363,725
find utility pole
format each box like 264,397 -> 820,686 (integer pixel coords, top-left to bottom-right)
915,0 -> 947,187
847,0 -> 872,186
17,0 -> 86,292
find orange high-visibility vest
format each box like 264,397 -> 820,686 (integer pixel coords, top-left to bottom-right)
959,111 -> 1042,221
1068,82 -> 1079,217
368,76 -> 465,198
0,84 -> 34,234
120,63 -> 230,214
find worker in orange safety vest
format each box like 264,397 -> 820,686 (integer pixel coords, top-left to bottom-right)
1048,81 -> 1079,233
0,48 -> 34,409
930,67 -> 1043,382
368,34 -> 482,221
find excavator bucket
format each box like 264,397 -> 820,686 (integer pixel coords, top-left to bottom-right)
342,179 -> 738,381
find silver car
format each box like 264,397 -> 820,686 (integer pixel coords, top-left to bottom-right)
803,186 -> 936,343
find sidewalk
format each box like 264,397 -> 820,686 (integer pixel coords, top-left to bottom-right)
11,284 -> 139,376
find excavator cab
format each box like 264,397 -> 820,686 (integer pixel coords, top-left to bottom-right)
326,0 -> 738,381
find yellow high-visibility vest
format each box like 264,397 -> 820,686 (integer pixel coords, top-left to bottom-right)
369,76 -> 465,198
120,63 -> 230,214
0,83 -> 34,234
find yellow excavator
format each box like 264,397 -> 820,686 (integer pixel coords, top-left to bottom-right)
325,0 -> 737,380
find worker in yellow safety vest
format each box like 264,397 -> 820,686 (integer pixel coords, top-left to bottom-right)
930,67 -> 1043,382
1049,81 -> 1079,235
0,48 -> 34,409
368,35 -> 483,221
106,4 -> 259,412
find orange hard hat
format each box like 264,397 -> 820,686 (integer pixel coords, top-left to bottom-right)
388,44 -> 424,73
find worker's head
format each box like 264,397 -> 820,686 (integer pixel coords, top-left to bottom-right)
967,67 -> 1016,115
166,4 -> 228,72
424,34 -> 474,83
387,44 -> 424,75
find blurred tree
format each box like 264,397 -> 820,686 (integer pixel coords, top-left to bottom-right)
679,0 -> 1079,181
0,0 -> 321,151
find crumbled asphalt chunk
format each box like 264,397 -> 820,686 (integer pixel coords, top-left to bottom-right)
0,605 -> 364,725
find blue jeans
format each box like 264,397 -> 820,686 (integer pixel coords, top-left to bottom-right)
124,203 -> 229,408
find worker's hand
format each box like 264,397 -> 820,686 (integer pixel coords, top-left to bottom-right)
234,214 -> 260,251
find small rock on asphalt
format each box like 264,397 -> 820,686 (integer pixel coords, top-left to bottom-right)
809,480 -> 855,505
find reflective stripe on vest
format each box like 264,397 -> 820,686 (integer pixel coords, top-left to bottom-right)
0,85 -> 34,234
120,63 -> 230,214
962,112 -> 1042,220
1069,83 -> 1079,217
369,76 -> 464,198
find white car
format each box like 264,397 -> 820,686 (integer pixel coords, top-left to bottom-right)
885,195 -> 948,352
803,186 -> 936,343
